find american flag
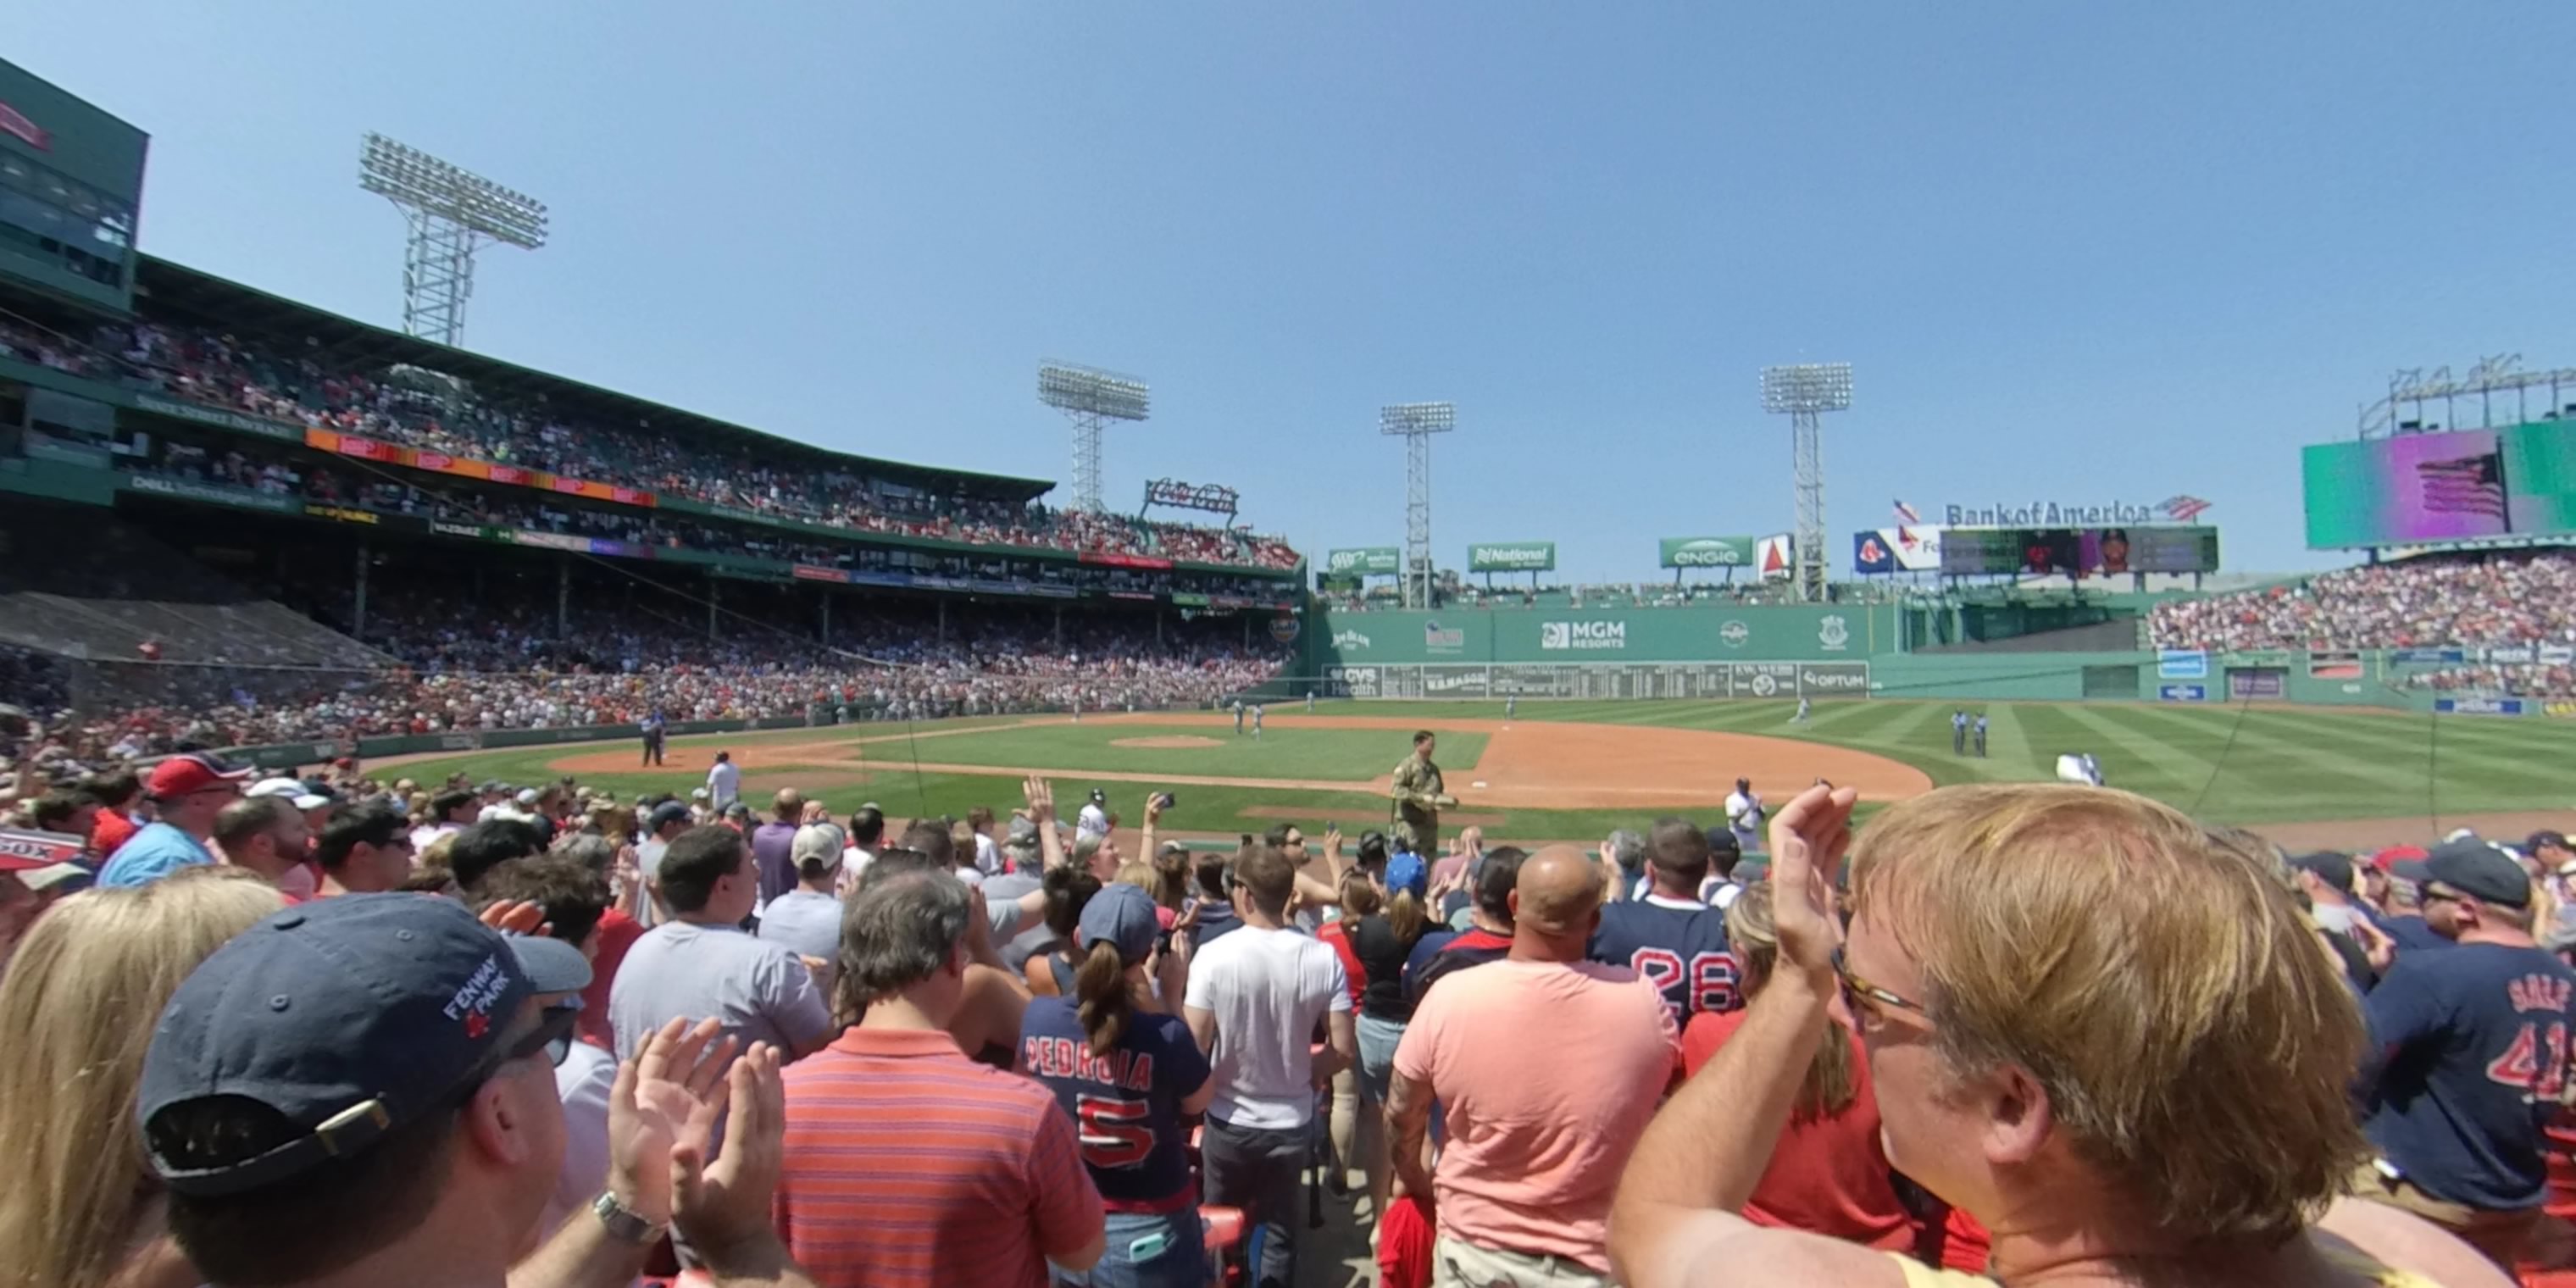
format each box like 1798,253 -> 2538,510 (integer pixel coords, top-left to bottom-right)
2159,495 -> 2211,522
1893,499 -> 1921,524
2418,452 -> 2507,517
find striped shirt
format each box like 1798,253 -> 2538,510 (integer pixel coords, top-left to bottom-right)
775,1026 -> 1103,1287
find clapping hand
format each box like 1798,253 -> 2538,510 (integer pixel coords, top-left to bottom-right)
671,1041 -> 789,1275
608,1018 -> 741,1226
1767,781 -> 1860,991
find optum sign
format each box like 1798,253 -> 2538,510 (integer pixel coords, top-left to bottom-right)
1658,536 -> 1754,569
1468,541 -> 1557,574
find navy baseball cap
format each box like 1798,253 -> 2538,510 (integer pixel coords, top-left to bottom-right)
2395,838 -> 2533,910
1080,883 -> 1163,965
138,894 -> 591,1196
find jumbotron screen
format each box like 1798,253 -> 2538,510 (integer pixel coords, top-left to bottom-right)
2303,423 -> 2576,548
1940,526 -> 2218,575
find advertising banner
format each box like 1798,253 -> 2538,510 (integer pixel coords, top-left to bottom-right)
1468,541 -> 1557,574
1658,536 -> 1754,569
1756,534 -> 1795,580
124,474 -> 300,514
2157,650 -> 2208,679
2159,684 -> 2209,702
1851,526 -> 1943,574
1324,547 -> 1403,575
2435,697 -> 2529,717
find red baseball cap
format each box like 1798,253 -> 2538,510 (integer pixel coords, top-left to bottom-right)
2370,845 -> 2429,874
146,753 -> 252,801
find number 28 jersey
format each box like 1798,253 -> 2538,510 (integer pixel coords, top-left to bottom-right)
1019,996 -> 1211,1212
1589,897 -> 1740,1024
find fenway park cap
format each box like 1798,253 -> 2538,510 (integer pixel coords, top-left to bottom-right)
137,894 -> 589,1196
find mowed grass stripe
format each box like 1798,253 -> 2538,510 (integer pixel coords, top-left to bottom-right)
2119,706 -> 2434,819
2049,704 -> 2223,803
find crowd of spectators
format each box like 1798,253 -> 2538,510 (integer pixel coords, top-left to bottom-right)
0,745 -> 2562,1288
2149,549 -> 2576,695
0,581 -> 1290,772
1,313 -> 1301,571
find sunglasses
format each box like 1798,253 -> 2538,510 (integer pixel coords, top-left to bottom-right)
1833,946 -> 1932,1029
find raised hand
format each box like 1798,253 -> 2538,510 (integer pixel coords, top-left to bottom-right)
1767,781 -> 1860,990
1023,774 -> 1056,822
671,1041 -> 787,1272
476,898 -> 548,938
608,1017 -> 739,1225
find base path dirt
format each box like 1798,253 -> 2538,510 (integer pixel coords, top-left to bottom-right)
545,711 -> 1929,811
1110,736 -> 1224,749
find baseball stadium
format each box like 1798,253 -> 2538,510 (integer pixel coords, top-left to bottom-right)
3,49 -> 2575,858
15,30 -> 2576,1288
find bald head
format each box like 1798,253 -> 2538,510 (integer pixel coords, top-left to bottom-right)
1511,845 -> 1604,960
773,787 -> 803,821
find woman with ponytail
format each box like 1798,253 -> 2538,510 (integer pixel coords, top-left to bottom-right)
1351,848 -> 1435,1224
1019,884 -> 1214,1287
1024,863 -> 1103,997
1676,882 -> 1914,1250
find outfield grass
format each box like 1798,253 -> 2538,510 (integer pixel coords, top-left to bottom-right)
381,697 -> 2576,843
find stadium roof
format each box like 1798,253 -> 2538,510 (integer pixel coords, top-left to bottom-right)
134,256 -> 1058,502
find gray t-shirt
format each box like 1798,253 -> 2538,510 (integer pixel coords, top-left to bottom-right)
608,920 -> 835,1063
986,870 -> 1048,971
758,889 -> 843,963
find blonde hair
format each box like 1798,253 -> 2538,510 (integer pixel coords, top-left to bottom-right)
1113,861 -> 1159,891
1849,784 -> 2364,1241
1724,884 -> 1856,1120
0,868 -> 284,1288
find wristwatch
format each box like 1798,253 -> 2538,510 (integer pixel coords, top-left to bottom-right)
591,1190 -> 666,1246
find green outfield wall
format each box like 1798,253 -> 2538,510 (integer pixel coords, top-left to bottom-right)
1307,604 -> 1902,669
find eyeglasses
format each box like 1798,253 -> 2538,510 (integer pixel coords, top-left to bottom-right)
2419,887 -> 2464,907
1834,947 -> 1932,1029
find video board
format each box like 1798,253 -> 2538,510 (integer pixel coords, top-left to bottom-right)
2303,423 -> 2576,548
1940,526 -> 2218,576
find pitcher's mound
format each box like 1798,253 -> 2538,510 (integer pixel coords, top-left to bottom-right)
1112,735 -> 1226,749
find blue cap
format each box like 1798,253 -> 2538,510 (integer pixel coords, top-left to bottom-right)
138,894 -> 591,1196
1080,883 -> 1163,965
1385,852 -> 1430,898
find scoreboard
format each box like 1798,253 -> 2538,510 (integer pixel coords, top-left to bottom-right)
0,58 -> 148,312
1940,526 -> 2218,576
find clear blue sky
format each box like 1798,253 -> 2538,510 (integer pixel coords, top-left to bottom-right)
19,2 -> 2576,577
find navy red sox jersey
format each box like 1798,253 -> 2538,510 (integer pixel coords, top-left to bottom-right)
1589,897 -> 1740,1023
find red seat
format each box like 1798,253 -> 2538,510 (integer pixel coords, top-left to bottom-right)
1202,1205 -> 1246,1248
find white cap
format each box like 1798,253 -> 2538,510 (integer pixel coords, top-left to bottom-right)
515,788 -> 541,807
247,777 -> 329,810
691,788 -> 711,801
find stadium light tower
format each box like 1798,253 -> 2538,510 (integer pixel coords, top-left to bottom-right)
1038,362 -> 1150,513
359,133 -> 549,348
1380,402 -> 1456,609
1761,363 -> 1852,603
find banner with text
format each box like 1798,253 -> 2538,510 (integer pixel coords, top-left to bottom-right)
1658,536 -> 1756,569
1324,547 -> 1403,575
1468,541 -> 1557,574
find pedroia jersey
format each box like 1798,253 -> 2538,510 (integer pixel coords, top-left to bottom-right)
1589,897 -> 1740,1024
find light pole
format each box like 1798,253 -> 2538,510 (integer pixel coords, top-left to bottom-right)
358,133 -> 547,347
1038,363 -> 1150,513
1380,402 -> 1456,608
1761,364 -> 1852,603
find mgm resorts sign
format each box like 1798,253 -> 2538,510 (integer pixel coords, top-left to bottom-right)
1943,500 -> 2162,526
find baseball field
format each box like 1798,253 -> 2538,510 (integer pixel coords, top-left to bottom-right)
380,697 -> 2574,852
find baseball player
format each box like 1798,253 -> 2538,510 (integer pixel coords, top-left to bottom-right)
1234,700 -> 1246,736
639,710 -> 666,766
1792,697 -> 1810,724
1252,703 -> 1263,739
1076,788 -> 1111,840
1389,730 -> 1454,858
1974,712 -> 1989,758
1951,709 -> 1968,755
1306,691 -> 1316,715
1722,777 -> 1763,856
1506,694 -> 1518,721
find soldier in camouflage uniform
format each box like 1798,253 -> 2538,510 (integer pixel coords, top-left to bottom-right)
1390,729 -> 1456,857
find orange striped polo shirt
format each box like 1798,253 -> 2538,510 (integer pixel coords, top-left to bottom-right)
774,1025 -> 1102,1287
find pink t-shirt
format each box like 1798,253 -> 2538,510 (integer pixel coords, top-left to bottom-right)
1392,958 -> 1680,1270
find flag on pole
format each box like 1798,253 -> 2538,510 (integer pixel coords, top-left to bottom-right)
1893,499 -> 1921,525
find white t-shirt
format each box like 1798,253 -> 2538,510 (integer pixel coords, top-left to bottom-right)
545,1041 -> 619,1246
1184,924 -> 1351,1130
1724,791 -> 1763,840
973,832 -> 1002,875
706,761 -> 741,808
